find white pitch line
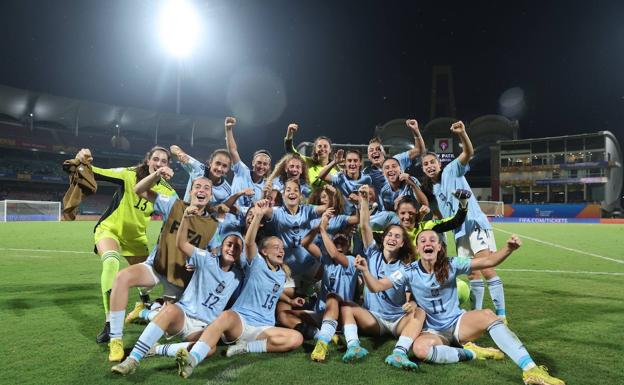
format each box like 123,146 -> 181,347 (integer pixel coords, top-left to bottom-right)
497,268 -> 624,276
493,227 -> 624,264
0,247 -> 93,255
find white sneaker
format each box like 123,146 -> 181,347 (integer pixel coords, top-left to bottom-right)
226,341 -> 248,357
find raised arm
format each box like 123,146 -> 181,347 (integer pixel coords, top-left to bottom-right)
354,255 -> 393,292
301,225 -> 322,259
406,119 -> 426,159
429,189 -> 470,233
471,235 -> 521,270
176,206 -> 201,258
284,123 -> 300,155
358,185 -> 374,247
224,116 -> 241,165
451,121 -> 474,166
400,173 -> 429,207
133,166 -> 173,202
220,188 -> 254,211
244,206 -> 264,263
317,149 -> 344,183
319,209 -> 349,267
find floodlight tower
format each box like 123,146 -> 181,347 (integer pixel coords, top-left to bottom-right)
158,0 -> 200,114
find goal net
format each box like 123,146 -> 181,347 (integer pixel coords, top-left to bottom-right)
0,200 -> 61,222
478,201 -> 505,217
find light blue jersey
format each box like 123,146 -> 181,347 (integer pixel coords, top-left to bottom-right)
433,158 -> 491,239
379,176 -> 421,211
266,205 -> 320,278
389,257 -> 472,330
182,155 -> 232,204
363,241 -> 407,321
363,150 -> 415,194
330,172 -> 372,214
309,214 -> 350,235
315,254 -> 358,312
144,194 -> 177,266
231,160 -> 265,207
208,212 -> 246,251
232,254 -> 286,326
272,177 -> 312,198
176,247 -> 244,324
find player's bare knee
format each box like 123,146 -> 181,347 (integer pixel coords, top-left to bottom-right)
481,309 -> 498,323
412,343 -> 430,360
290,331 -> 304,348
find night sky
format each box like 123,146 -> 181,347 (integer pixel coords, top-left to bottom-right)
0,0 -> 622,156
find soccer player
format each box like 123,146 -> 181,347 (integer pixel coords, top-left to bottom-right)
421,121 -> 507,320
265,153 -> 312,198
110,209 -> 244,375
170,144 -> 232,205
317,148 -> 373,214
339,185 -> 426,369
225,116 -> 272,207
107,174 -> 218,361
378,157 -> 429,211
174,203 -> 303,379
284,122 -> 337,190
363,119 -> 426,195
358,230 -> 565,385
75,146 -> 177,344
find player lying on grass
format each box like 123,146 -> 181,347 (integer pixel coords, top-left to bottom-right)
420,120 -> 506,320
338,186 -> 427,369
107,173 -> 218,362
75,146 -> 177,344
111,207 -> 245,375
174,202 -> 303,379
357,229 -> 565,385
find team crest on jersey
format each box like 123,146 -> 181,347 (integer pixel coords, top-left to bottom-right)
272,283 -> 281,293
215,281 -> 226,294
431,288 -> 440,297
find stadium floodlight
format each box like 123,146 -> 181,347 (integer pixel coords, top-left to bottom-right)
158,0 -> 200,58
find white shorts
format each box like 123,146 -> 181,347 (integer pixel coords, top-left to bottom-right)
140,263 -> 185,300
422,313 -> 465,346
370,312 -> 405,337
222,311 -> 272,344
168,308 -> 209,340
456,228 -> 497,258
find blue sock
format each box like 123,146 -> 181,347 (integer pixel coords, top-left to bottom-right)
317,319 -> 338,344
247,339 -> 268,353
129,323 -> 164,362
155,342 -> 191,357
425,345 -> 474,363
487,276 -> 506,316
392,336 -> 413,355
139,309 -> 151,320
109,310 -> 125,339
487,320 -> 535,370
189,341 -> 211,367
343,324 -> 360,348
470,279 -> 485,310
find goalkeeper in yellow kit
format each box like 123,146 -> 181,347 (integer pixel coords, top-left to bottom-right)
76,146 -> 177,343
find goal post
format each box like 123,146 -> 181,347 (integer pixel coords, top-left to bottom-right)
0,200 -> 61,222
478,200 -> 505,217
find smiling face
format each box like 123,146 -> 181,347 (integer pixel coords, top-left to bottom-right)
416,230 -> 442,264
286,158 -> 303,178
314,138 -> 331,160
261,236 -> 285,267
422,153 -> 442,179
397,201 -> 417,229
382,158 -> 401,183
367,142 -> 385,167
252,153 -> 271,178
345,151 -> 362,178
220,235 -> 243,265
333,235 -> 350,254
189,177 -> 212,207
283,180 -> 301,207
147,149 -> 169,173
383,225 -> 405,254
209,153 -> 231,179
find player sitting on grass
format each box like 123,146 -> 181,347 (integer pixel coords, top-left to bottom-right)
357,229 -> 565,385
107,174 -> 218,362
174,202 -> 303,379
111,206 -> 244,375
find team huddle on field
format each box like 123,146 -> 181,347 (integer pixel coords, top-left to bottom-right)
74,117 -> 564,384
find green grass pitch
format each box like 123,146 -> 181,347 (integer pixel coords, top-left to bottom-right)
1,221 -> 622,384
